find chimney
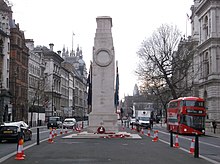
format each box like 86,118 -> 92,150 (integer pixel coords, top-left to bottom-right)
49,43 -> 54,51
57,50 -> 61,56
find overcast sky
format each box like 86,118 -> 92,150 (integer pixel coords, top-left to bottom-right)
10,0 -> 193,100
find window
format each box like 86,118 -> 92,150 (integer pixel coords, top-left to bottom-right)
204,16 -> 208,39
204,52 -> 209,77
168,101 -> 178,108
0,39 -> 3,54
183,100 -> 204,107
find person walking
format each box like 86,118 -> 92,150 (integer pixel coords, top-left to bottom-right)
150,118 -> 153,129
212,120 -> 217,134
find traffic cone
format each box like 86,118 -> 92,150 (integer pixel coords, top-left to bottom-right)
54,128 -> 57,137
15,138 -> 24,160
21,138 -> 25,157
174,135 -> 180,148
48,129 -> 53,143
140,128 -> 144,135
189,139 -> 195,154
65,127 -> 68,134
152,130 -> 158,142
147,128 -> 151,137
60,127 -> 63,135
155,130 -> 159,141
52,128 -> 55,138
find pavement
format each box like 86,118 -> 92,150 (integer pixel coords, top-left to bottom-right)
0,123 -> 217,164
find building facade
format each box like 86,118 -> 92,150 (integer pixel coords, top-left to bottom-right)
9,21 -> 29,122
43,43 -> 64,121
0,0 -> 12,124
26,39 -> 46,126
191,0 -> 220,120
62,46 -> 88,120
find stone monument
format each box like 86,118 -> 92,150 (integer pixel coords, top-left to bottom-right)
88,16 -> 118,133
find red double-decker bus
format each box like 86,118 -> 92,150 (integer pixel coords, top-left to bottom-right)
166,97 -> 206,135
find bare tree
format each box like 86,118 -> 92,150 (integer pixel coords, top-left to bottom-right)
29,79 -> 47,126
136,24 -> 196,109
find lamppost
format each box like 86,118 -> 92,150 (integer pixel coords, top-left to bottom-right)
0,81 -> 3,124
52,84 -> 54,116
37,80 -> 40,126
12,72 -> 17,122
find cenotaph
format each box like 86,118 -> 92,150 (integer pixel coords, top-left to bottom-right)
88,16 -> 118,133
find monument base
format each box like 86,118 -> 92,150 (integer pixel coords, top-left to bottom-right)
88,112 -> 119,133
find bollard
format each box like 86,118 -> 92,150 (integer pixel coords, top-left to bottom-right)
37,128 -> 39,145
194,133 -> 199,158
170,130 -> 173,147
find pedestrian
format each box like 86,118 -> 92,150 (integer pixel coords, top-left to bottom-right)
212,120 -> 217,134
150,118 -> 153,129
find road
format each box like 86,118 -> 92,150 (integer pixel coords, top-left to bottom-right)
0,123 -> 219,164
144,124 -> 220,163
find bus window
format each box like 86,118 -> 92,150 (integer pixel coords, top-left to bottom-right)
184,100 -> 204,107
180,115 -> 205,129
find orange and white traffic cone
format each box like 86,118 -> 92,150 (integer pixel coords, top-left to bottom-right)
60,127 -> 63,135
147,128 -> 151,137
174,135 -> 180,148
51,128 -> 54,139
21,138 -> 25,157
54,128 -> 57,137
140,128 -> 144,135
15,138 -> 24,160
48,129 -> 53,143
155,130 -> 159,141
189,139 -> 195,154
77,126 -> 81,133
152,130 -> 158,142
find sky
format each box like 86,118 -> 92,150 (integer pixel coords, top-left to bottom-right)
9,0 -> 193,100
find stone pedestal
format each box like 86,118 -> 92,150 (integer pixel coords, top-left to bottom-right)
88,16 -> 118,133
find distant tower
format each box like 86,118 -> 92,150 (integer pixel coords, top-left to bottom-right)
133,84 -> 139,96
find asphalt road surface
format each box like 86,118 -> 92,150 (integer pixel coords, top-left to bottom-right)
1,130 -> 213,164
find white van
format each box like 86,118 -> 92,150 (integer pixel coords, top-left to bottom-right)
62,118 -> 76,129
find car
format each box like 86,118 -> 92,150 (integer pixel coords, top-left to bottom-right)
62,118 -> 76,129
47,116 -> 62,129
0,121 -> 32,143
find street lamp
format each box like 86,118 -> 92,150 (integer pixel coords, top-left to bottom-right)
52,84 -> 54,116
37,80 -> 40,126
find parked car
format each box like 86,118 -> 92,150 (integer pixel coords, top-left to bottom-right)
47,116 -> 62,129
0,121 -> 32,143
62,118 -> 76,129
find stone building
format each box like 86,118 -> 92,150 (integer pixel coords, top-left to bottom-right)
0,0 -> 12,123
43,43 -> 64,121
9,20 -> 29,122
26,39 -> 46,126
62,46 -> 88,120
190,0 -> 220,120
61,62 -> 74,118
